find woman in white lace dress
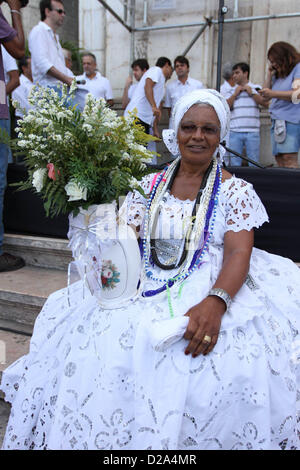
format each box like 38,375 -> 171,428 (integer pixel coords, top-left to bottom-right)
1,90 -> 299,450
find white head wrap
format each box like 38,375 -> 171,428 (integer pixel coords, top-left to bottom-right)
162,88 -> 230,163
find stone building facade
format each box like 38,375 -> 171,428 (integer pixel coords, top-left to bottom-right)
78,0 -> 300,165
2,0 -> 300,164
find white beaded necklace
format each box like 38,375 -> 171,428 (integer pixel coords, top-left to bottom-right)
142,156 -> 220,286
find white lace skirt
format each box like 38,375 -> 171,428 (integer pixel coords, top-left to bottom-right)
1,248 -> 299,450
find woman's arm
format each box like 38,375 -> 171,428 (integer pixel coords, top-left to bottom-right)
260,67 -> 300,101
183,229 -> 253,357
145,78 -> 161,120
259,88 -> 297,101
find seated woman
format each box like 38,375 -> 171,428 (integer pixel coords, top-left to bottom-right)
1,89 -> 299,450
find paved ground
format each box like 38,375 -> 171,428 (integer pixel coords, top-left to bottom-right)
0,399 -> 10,448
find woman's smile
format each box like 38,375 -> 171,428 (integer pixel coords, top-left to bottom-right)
186,144 -> 208,151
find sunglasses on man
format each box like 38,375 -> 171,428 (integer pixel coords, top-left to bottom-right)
51,8 -> 66,15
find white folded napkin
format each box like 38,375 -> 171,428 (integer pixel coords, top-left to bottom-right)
148,316 -> 189,352
274,119 -> 286,143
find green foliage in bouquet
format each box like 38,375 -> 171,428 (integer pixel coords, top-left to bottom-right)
11,81 -> 157,217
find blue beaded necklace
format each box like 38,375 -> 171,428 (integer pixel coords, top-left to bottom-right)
141,161 -> 222,298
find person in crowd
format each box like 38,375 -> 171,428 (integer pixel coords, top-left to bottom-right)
122,58 -> 157,161
12,56 -> 33,119
223,62 -> 268,166
1,45 -> 19,163
76,52 -> 114,107
220,62 -> 235,163
0,0 -> 25,272
220,62 -> 235,96
1,89 -> 299,450
2,44 -> 19,100
62,47 -> 72,71
259,41 -> 300,168
164,55 -> 204,127
122,58 -> 149,110
28,0 -> 74,88
124,56 -> 173,135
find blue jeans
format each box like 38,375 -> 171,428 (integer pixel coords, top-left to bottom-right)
0,118 -> 9,255
228,131 -> 260,167
271,120 -> 300,155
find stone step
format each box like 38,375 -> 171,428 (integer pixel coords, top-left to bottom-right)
0,328 -> 31,447
0,328 -> 31,400
0,397 -> 10,448
3,234 -> 73,271
0,265 -> 67,332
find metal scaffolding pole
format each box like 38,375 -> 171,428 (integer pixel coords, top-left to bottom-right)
96,0 -> 300,90
97,0 -> 132,32
216,0 -> 226,92
97,1 -> 300,33
223,12 -> 300,24
181,17 -> 212,57
134,12 -> 300,32
129,0 -> 136,68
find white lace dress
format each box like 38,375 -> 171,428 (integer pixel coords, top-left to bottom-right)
1,175 -> 299,450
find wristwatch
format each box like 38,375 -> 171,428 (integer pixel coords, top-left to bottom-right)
208,288 -> 232,312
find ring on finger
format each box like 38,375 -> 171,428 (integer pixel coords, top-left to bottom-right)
203,335 -> 212,344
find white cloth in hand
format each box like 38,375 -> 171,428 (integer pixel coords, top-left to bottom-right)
148,316 -> 189,352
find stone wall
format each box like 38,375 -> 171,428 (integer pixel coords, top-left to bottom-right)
78,1 -> 300,92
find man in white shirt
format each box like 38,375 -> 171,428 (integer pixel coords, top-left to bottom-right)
164,55 -> 204,126
28,0 -> 73,88
224,62 -> 268,166
122,58 -> 149,110
124,57 -> 173,135
12,56 -> 33,119
77,53 -> 114,107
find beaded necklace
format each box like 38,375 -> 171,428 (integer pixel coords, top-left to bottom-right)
141,156 -> 222,298
150,159 -> 214,270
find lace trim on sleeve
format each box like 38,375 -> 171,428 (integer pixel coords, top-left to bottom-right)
118,173 -> 158,232
222,177 -> 269,232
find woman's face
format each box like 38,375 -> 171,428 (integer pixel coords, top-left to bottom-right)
177,104 -> 221,165
268,55 -> 281,73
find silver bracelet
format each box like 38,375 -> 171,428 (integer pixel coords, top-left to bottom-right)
11,10 -> 22,16
208,288 -> 232,312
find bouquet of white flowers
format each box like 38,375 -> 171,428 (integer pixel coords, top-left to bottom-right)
11,81 -> 156,217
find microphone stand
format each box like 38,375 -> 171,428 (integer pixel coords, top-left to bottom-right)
147,143 -> 266,171
220,141 -> 266,169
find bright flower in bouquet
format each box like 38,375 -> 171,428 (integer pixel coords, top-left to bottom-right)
12,81 -> 156,216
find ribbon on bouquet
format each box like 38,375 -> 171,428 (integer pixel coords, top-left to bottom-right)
67,203 -> 117,304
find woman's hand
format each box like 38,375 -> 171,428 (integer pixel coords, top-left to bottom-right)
259,87 -> 274,100
183,296 -> 226,357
